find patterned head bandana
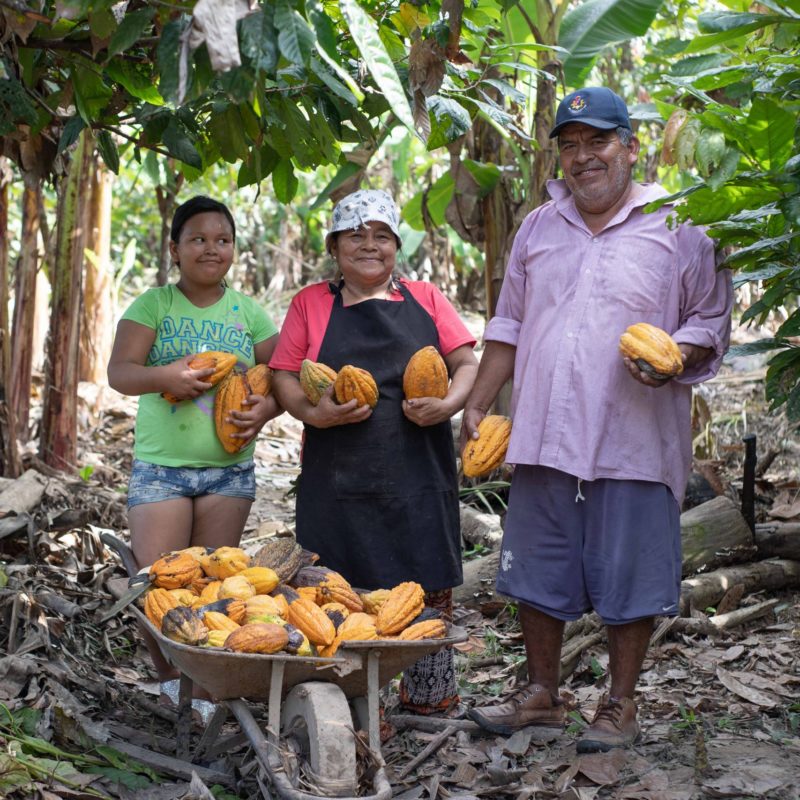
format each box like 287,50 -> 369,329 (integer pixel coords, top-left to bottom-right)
326,189 -> 401,252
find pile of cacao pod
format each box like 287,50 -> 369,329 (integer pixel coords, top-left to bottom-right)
142,538 -> 447,658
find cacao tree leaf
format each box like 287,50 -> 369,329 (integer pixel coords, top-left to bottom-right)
480,77 -> 526,106
240,8 -> 278,73
272,159 -> 299,203
57,115 -> 86,154
725,232 -> 800,264
275,0 -> 315,65
694,128 -> 726,176
0,74 -> 38,135
89,8 -> 116,40
161,117 -> 202,169
71,64 -> 112,123
427,96 -> 472,150
401,191 -> 425,231
311,161 -> 363,210
96,130 -> 119,174
106,60 -> 162,105
668,53 -> 730,76
746,96 -> 794,170
427,173 -> 455,226
339,0 -> 416,133
706,147 -> 740,191
306,0 -> 339,59
462,159 -> 502,197
108,9 -> 153,58
157,19 -> 183,104
682,13 -> 786,53
310,56 -> 358,106
208,105 -> 249,163
237,142 -> 280,187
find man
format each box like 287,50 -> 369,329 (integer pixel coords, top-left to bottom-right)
463,86 -> 732,752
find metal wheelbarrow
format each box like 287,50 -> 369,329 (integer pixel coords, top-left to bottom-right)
102,533 -> 467,799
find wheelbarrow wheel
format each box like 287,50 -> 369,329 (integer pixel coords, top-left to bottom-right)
280,682 -> 358,797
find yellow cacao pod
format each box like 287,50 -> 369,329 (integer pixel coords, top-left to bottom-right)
195,580 -> 223,607
202,610 -> 241,633
150,551 -> 203,590
287,596 -> 336,647
403,346 -> 448,400
376,582 -> 425,636
167,588 -> 197,607
161,607 -> 209,646
360,589 -> 391,615
239,566 -> 279,595
201,547 -> 251,579
173,546 -> 211,563
218,574 -> 257,601
214,371 -> 250,453
224,622 -> 289,654
145,588 -> 180,628
337,612 -> 378,641
162,351 -> 238,403
397,619 -> 447,640
462,415 -> 512,479
296,586 -> 318,603
246,363 -> 272,396
205,630 -> 229,648
246,594 -> 283,621
618,323 -> 684,379
333,365 -> 379,408
299,359 -> 338,406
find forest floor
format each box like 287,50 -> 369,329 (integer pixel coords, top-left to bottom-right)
0,329 -> 798,799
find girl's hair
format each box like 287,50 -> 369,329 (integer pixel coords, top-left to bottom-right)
171,196 -> 236,243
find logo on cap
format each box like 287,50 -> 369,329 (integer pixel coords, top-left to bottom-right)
568,95 -> 586,113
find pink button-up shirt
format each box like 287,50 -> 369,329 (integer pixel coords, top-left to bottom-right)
485,180 -> 733,503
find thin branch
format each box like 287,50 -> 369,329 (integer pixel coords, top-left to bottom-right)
514,1 -> 544,44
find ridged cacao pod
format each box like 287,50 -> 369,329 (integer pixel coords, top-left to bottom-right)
403,346 -> 449,400
224,622 -> 289,654
462,415 -> 512,479
286,596 -> 336,646
618,323 -> 684,379
292,566 -> 364,612
202,610 -> 241,633
333,365 -> 379,408
239,566 -> 279,594
246,363 -> 272,396
201,547 -> 251,579
162,351 -> 238,403
224,598 -> 247,624
283,623 -> 311,655
252,538 -> 304,583
150,552 -> 203,590
321,602 -> 350,630
205,630 -> 229,647
245,594 -> 284,621
360,589 -> 391,615
196,580 -> 223,606
218,575 -> 257,601
173,546 -> 213,563
299,359 -> 338,406
161,607 -> 209,646
296,586 -> 319,603
191,575 -> 216,595
337,612 -> 378,641
375,582 -> 425,635
167,588 -> 197,606
214,371 -> 250,453
397,619 -> 447,640
270,591 -> 290,618
145,588 -> 180,628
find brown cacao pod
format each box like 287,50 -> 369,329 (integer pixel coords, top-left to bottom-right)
162,351 -> 238,403
246,363 -> 272,396
202,610 -> 241,633
360,589 -> 391,615
145,588 -> 180,628
618,323 -> 684,379
245,594 -> 284,621
218,575 -> 257,601
462,415 -> 512,479
214,371 -> 250,453
286,596 -> 336,646
403,346 -> 448,400
201,547 -> 251,579
224,622 -> 289,654
333,365 -> 379,408
252,538 -> 304,583
150,551 -> 203,590
161,607 -> 209,646
397,619 -> 447,640
375,582 -> 425,635
299,359 -> 338,406
239,566 -> 280,595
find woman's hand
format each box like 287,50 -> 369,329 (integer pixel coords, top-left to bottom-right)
307,386 -> 373,428
402,397 -> 452,427
161,355 -> 216,400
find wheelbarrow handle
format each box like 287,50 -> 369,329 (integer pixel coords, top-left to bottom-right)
100,532 -> 140,578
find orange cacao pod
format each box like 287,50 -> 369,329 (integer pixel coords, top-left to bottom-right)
462,415 -> 512,479
214,371 -> 250,453
150,551 -> 203,590
292,566 -> 364,612
145,588 -> 180,628
246,363 -> 272,396
397,619 -> 447,640
618,323 -> 684,379
224,598 -> 247,624
202,610 -> 241,633
403,346 -> 448,400
375,582 -> 425,636
333,365 -> 379,408
195,580 -> 223,607
337,612 -> 378,641
299,359 -> 337,405
167,588 -> 197,606
239,566 -> 279,595
162,351 -> 238,403
286,596 -> 336,646
201,547 -> 251,579
224,622 -> 289,654
218,574 -> 257,601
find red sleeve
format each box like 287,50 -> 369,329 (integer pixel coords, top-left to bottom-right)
403,280 -> 476,355
269,283 -> 335,370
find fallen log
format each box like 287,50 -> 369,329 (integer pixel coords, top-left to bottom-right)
0,470 -> 47,517
755,522 -> 800,560
709,598 -> 779,630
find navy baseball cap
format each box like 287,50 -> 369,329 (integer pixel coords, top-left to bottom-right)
549,87 -> 631,138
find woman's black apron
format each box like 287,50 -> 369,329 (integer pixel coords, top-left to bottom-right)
295,282 -> 463,592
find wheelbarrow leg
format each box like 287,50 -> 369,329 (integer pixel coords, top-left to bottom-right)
366,649 -> 381,754
177,673 -> 194,759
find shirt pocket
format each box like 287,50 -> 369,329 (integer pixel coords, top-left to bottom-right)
599,245 -> 674,312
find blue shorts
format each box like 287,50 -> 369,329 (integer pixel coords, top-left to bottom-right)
496,465 -> 681,625
127,459 -> 256,509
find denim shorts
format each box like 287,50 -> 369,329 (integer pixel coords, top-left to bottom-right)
496,465 -> 682,625
127,459 -> 256,508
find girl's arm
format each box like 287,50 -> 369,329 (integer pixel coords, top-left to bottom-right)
107,320 -> 215,398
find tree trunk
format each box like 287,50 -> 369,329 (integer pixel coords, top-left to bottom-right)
80,155 -> 114,383
39,130 -> 93,471
10,173 -> 41,443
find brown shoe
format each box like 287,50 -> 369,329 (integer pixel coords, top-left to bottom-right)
469,684 -> 565,735
576,695 -> 641,753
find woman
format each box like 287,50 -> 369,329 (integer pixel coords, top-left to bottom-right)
271,189 -> 478,715
108,195 -> 281,712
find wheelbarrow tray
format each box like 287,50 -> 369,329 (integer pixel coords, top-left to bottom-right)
130,603 -> 466,701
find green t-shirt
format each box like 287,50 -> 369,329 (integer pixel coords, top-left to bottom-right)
122,285 -> 278,467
